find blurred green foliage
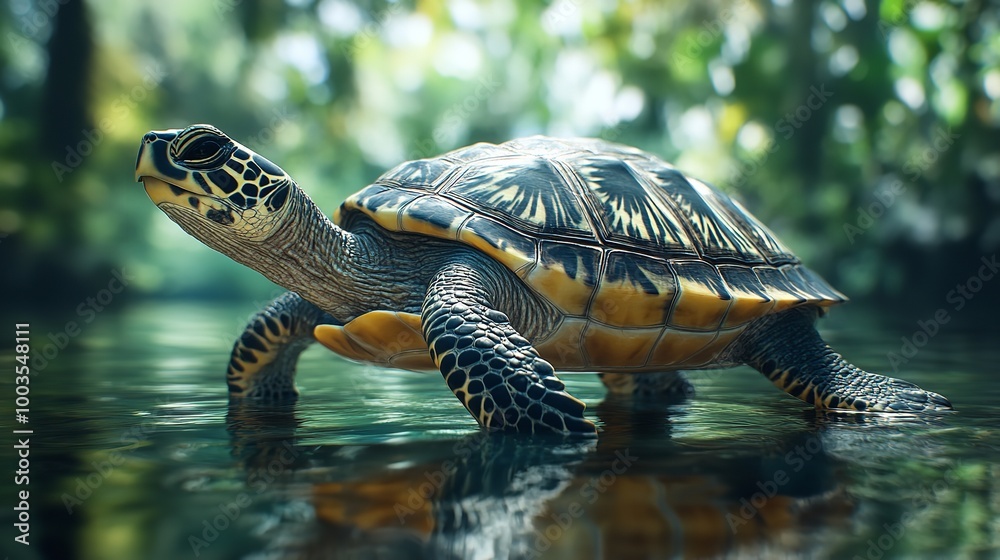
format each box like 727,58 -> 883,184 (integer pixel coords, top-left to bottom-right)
1,0 -> 998,310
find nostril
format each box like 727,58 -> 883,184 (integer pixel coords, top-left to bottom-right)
142,132 -> 158,144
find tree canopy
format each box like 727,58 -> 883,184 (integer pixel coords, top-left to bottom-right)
1,0 -> 998,312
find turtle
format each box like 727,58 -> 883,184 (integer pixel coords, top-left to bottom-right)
134,124 -> 953,434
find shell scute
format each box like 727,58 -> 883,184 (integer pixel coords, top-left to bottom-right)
457,214 -> 536,274
646,168 -> 766,264
576,156 -> 695,254
334,136 -> 845,344
378,158 -> 453,190
648,328 -> 718,367
582,323 -> 660,367
753,266 -> 810,313
669,260 -> 733,331
523,241 -> 602,316
717,265 -> 775,328
446,156 -> 594,239
399,195 -> 470,239
591,251 -> 674,327
336,184 -> 419,231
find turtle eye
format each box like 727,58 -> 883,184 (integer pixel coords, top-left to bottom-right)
185,139 -> 221,160
177,135 -> 233,169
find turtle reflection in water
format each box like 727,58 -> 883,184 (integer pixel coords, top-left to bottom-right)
223,403 -> 853,559
135,125 -> 952,434
307,436 -> 852,559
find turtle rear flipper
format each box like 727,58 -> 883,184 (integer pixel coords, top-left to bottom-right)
736,308 -> 953,413
228,292 -> 334,400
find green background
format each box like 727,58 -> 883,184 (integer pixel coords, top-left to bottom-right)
1,0 -> 998,317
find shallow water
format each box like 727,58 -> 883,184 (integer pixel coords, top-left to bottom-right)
2,301 -> 999,559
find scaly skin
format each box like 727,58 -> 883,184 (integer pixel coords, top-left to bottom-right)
227,292 -> 335,399
733,308 -> 952,413
421,261 -> 596,434
136,125 -> 954,435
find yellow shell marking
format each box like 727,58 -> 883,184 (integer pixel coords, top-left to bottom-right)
590,276 -> 674,328
673,327 -> 745,368
399,211 -> 457,239
582,324 -> 662,367
588,251 -> 676,327
669,276 -> 732,331
533,318 -> 589,369
457,223 -> 535,274
334,187 -> 414,232
522,264 -> 594,316
717,266 -> 775,328
314,311 -> 433,371
397,196 -> 470,240
686,178 -> 763,257
755,266 -> 813,314
648,329 -> 719,366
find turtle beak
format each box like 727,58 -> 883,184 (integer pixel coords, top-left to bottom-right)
136,129 -> 204,206
135,129 -> 182,183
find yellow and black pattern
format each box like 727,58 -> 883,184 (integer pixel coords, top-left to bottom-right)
741,308 -> 953,412
335,136 -> 846,368
448,157 -> 594,238
136,125 -> 955,426
226,292 -> 333,400
136,125 -> 296,241
420,262 -> 596,434
578,157 -> 694,253
645,170 -> 766,263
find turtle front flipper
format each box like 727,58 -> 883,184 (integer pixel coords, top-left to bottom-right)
421,262 -> 596,435
736,308 -> 953,413
228,292 -> 334,400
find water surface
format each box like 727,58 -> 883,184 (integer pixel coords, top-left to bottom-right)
3,302 -> 998,559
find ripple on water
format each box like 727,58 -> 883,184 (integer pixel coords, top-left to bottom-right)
13,302 -> 1000,559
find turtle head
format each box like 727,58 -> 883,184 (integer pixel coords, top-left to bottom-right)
135,124 -> 296,244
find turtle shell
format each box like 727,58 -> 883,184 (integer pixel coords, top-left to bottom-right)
330,136 -> 846,371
